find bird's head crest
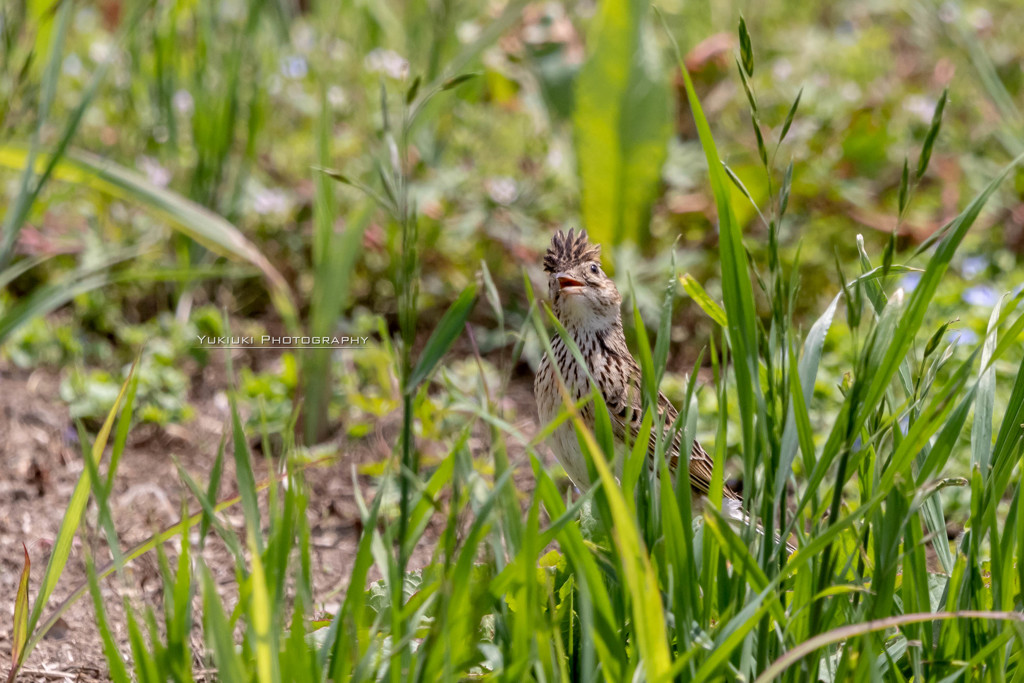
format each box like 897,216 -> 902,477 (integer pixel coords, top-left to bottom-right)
543,228 -> 601,273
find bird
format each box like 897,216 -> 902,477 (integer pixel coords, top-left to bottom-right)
533,228 -> 742,514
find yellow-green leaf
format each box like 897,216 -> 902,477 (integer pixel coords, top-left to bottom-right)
679,274 -> 727,327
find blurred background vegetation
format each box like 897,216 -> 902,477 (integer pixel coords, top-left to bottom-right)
2,0 -> 1022,473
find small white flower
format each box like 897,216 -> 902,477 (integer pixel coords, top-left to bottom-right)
89,40 -> 112,63
457,21 -> 481,44
962,285 -> 1000,307
486,177 -> 518,205
969,8 -> 993,31
172,89 -> 194,116
251,186 -> 291,215
137,156 -> 171,188
904,95 -> 936,124
772,58 -> 793,81
546,144 -> 564,171
63,54 -> 83,78
948,329 -> 979,346
282,55 -> 308,79
840,82 -> 861,102
365,49 -> 409,80
327,85 -> 347,109
960,255 -> 988,279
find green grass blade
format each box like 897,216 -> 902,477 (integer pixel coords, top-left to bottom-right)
324,466 -> 385,679
201,565 -> 248,681
972,296 -> 1004,473
175,459 -> 245,565
84,553 -> 130,683
573,415 -> 672,679
123,600 -> 159,682
0,239 -> 155,345
301,88 -> 372,442
201,433 -> 227,549
18,360 -> 135,668
652,267 -> 677,387
227,363 -> 262,553
406,282 -> 477,392
666,14 -> 764,469
531,456 -> 625,679
778,292 -> 840,495
8,544 -> 30,682
0,0 -> 70,267
26,456 -> 334,652
855,151 -> 1024,430
247,535 -> 280,683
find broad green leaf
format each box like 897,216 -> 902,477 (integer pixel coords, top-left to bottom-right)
574,0 -> 671,247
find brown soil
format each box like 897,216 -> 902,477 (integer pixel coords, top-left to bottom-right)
0,358 -> 544,682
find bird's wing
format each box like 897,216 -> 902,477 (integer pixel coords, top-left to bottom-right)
604,356 -> 739,501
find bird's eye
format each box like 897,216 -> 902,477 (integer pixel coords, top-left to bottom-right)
589,263 -> 599,274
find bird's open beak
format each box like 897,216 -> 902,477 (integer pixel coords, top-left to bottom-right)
555,273 -> 585,290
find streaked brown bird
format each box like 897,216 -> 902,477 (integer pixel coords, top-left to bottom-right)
534,228 -> 742,514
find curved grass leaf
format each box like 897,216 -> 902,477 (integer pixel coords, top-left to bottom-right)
679,273 -> 727,327
757,611 -> 1024,683
0,0 -> 72,268
0,146 -> 298,329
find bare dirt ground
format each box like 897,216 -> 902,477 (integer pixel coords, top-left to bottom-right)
0,358 -> 543,682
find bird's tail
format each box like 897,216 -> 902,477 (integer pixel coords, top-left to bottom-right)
721,498 -> 797,555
